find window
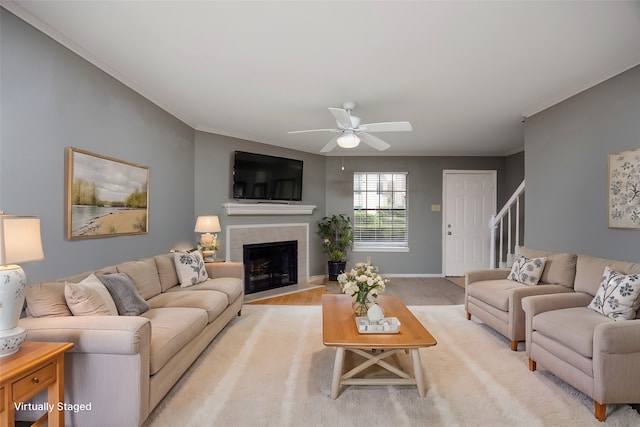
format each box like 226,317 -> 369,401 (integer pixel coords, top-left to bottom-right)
353,172 -> 408,251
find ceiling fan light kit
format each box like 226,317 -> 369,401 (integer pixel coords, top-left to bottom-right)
337,132 -> 360,148
288,101 -> 412,153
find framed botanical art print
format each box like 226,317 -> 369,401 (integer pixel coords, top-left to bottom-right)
66,147 -> 149,239
609,148 -> 640,229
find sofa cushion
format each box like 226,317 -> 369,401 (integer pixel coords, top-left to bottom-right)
587,266 -> 640,320
140,307 -> 208,374
165,277 -> 244,304
532,307 -> 613,359
174,251 -> 208,287
148,290 -> 228,323
98,272 -> 150,316
25,282 -> 72,317
154,253 -> 180,292
574,254 -> 640,296
78,273 -> 119,315
518,247 -> 577,288
65,282 -> 114,316
116,258 -> 162,300
467,279 -> 525,311
508,255 -> 546,285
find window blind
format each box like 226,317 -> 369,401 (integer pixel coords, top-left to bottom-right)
353,172 -> 408,249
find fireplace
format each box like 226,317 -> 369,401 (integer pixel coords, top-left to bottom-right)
243,240 -> 298,294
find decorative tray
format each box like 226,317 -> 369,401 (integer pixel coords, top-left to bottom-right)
355,317 -> 401,334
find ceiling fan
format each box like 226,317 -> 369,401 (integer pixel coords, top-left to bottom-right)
288,101 -> 412,153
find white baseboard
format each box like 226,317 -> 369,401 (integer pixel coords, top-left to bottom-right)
382,273 -> 445,278
313,273 -> 445,280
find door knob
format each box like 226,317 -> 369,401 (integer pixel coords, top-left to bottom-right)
447,231 -> 452,235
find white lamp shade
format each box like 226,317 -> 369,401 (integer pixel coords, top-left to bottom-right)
337,133 -> 361,149
0,215 -> 44,265
194,215 -> 221,233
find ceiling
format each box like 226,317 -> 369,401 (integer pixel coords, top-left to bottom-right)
4,1 -> 640,156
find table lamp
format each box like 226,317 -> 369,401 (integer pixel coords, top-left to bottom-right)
0,213 -> 44,357
194,215 -> 221,261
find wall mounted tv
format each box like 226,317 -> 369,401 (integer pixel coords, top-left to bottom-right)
232,151 -> 303,202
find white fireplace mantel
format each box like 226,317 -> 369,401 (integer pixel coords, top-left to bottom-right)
222,203 -> 316,216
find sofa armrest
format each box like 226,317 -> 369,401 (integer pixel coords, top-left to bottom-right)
521,292 -> 593,317
206,261 -> 243,280
465,268 -> 511,286
595,320 -> 640,354
593,319 -> 640,403
18,315 -> 151,355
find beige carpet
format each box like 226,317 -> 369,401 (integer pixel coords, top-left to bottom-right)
143,305 -> 640,426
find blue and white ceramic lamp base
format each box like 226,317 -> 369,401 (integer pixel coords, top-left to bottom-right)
0,266 -> 28,357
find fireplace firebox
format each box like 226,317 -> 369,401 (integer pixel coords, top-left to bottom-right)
243,240 -> 298,294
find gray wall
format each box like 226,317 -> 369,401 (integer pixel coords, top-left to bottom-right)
194,132 -> 327,275
525,65 -> 640,262
325,156 -> 507,274
1,9 -> 195,283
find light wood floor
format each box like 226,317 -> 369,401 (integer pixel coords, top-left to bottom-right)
247,286 -> 329,305
247,277 -> 465,306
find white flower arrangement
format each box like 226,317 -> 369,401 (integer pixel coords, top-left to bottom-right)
338,262 -> 388,304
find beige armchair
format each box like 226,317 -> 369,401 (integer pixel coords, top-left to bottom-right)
465,248 -> 577,350
522,254 -> 640,421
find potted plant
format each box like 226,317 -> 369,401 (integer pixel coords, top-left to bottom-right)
317,214 -> 353,281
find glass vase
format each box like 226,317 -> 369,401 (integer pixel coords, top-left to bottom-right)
352,299 -> 371,317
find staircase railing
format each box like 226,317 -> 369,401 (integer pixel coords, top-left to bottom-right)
489,179 -> 525,269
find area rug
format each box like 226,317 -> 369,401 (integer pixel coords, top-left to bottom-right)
143,305 -> 640,426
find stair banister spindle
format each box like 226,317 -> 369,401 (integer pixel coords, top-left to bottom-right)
515,196 -> 520,251
499,217 -> 504,267
489,215 -> 497,268
507,208 -> 512,265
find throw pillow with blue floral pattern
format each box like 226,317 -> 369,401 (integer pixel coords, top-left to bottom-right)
587,266 -> 640,320
174,251 -> 209,288
508,255 -> 546,285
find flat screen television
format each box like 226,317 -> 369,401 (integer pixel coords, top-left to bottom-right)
232,151 -> 303,201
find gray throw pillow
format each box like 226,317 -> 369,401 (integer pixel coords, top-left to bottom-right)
98,272 -> 150,316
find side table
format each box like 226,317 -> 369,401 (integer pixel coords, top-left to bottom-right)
0,341 -> 74,427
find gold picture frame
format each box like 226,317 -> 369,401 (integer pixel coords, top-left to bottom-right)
608,148 -> 640,229
66,147 -> 149,239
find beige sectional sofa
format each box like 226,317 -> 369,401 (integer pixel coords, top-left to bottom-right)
16,253 -> 244,427
523,254 -> 640,421
465,247 -> 577,350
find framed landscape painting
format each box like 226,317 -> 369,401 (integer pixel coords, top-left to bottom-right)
609,148 -> 640,229
66,147 -> 149,239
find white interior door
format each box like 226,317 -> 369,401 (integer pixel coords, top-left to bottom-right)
443,170 -> 496,276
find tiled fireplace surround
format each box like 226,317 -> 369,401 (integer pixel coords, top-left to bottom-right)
225,223 -> 310,285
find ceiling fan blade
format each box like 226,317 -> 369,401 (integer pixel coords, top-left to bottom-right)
360,121 -> 412,132
328,107 -> 353,129
288,128 -> 338,134
358,132 -> 391,151
320,135 -> 339,153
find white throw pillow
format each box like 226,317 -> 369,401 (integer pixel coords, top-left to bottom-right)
79,273 -> 119,315
174,251 -> 209,287
587,266 -> 640,320
65,282 -> 114,316
508,255 -> 546,285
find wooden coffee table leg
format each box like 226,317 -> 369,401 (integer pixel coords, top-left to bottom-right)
330,347 -> 345,399
411,349 -> 426,397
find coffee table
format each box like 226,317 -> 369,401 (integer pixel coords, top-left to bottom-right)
322,294 -> 437,399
